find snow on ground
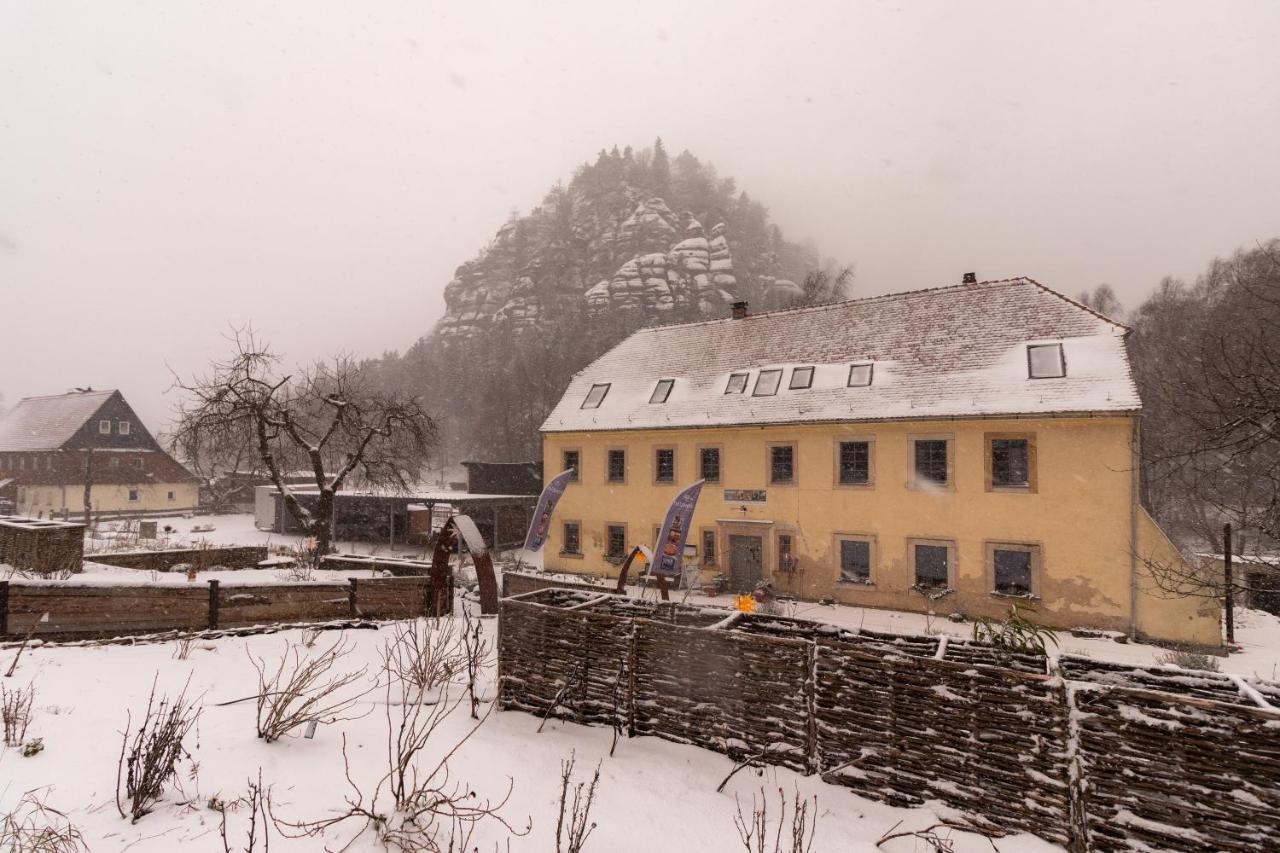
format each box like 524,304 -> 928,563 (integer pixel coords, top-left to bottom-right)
0,613 -> 1062,853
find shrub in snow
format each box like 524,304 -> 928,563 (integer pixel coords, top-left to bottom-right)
2,682 -> 35,747
0,789 -> 88,853
555,752 -> 601,853
732,787 -> 816,853
250,638 -> 370,742
971,603 -> 1059,658
1156,648 -> 1222,672
210,769 -> 271,853
115,678 -> 201,823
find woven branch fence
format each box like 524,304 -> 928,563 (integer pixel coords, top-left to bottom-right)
497,588 -> 1280,852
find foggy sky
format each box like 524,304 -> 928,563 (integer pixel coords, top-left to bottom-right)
2,0 -> 1278,434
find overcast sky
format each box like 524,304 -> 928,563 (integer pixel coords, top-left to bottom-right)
2,0 -> 1278,432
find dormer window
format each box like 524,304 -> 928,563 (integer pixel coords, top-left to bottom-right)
725,373 -> 749,394
753,369 -> 783,397
649,379 -> 674,404
581,383 -> 610,409
1027,344 -> 1066,379
848,363 -> 874,387
789,367 -> 814,390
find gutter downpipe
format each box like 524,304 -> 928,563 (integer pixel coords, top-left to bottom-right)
1129,415 -> 1140,640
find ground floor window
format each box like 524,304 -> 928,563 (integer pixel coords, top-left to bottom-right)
911,540 -> 953,590
701,529 -> 717,566
989,542 -> 1039,597
128,488 -> 140,502
836,536 -> 872,584
562,522 -> 582,555
777,534 -> 795,572
605,524 -> 627,560
167,490 -> 175,501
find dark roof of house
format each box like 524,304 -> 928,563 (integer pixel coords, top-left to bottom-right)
541,277 -> 1139,433
0,390 -> 117,451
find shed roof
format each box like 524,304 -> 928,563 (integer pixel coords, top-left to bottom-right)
541,278 -> 1139,433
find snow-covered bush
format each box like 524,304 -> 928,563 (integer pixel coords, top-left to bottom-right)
1156,648 -> 1221,672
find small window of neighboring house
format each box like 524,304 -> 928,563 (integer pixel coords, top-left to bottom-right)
99,419 -> 111,434
913,543 -> 952,590
562,449 -> 580,482
992,545 -> 1037,597
838,538 -> 872,584
725,373 -> 749,394
770,444 -> 795,484
777,534 -> 795,572
110,457 -> 120,468
127,488 -> 140,502
789,366 -> 814,390
991,438 -> 1030,488
133,458 -> 144,470
118,421 -> 131,435
654,448 -> 675,483
605,524 -> 627,559
848,363 -> 874,387
607,449 -> 626,483
838,441 -> 870,485
167,490 -> 175,501
1027,343 -> 1066,379
581,383 -> 611,409
699,447 -> 721,483
649,379 -> 675,404
914,439 -> 949,486
701,529 -> 717,566
562,522 -> 582,555
753,369 -> 783,396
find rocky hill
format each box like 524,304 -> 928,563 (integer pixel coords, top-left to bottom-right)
433,141 -> 819,338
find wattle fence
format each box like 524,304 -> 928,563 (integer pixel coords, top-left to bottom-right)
497,588 -> 1280,852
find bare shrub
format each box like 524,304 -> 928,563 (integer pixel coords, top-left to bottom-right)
733,787 -> 816,853
380,618 -> 465,705
0,789 -> 89,853
875,821 -> 979,852
250,638 -> 370,742
212,769 -> 272,853
555,752 -> 601,853
172,635 -> 197,661
116,678 -> 202,823
459,609 -> 492,719
273,641 -> 527,851
280,538 -> 320,582
1156,648 -> 1222,672
2,682 -> 35,747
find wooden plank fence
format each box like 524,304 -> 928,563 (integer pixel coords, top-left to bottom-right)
497,589 -> 1280,852
0,575 -> 450,640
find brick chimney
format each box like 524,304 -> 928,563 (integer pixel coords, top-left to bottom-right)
731,301 -> 749,320
962,272 -> 977,284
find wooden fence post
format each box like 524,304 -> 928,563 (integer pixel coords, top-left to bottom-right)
348,577 -> 358,618
207,579 -> 220,630
0,580 -> 8,637
804,641 -> 818,774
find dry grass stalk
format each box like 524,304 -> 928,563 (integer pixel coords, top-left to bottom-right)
2,682 -> 36,747
250,637 -> 370,742
733,787 -> 816,853
172,635 -> 197,661
115,677 -> 202,823
555,752 -> 601,853
0,789 -> 89,853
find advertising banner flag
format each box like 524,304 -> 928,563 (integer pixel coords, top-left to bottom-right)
651,479 -> 706,578
521,469 -> 575,553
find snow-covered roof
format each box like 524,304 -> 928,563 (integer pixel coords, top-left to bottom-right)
541,278 -> 1140,433
0,389 -> 116,451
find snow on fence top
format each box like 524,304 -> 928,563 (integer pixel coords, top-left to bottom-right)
498,588 -> 1280,851
541,277 -> 1140,433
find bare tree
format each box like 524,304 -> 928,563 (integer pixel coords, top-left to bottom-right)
792,264 -> 854,308
1076,283 -> 1124,321
172,328 -> 437,553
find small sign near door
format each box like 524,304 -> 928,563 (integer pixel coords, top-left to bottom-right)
724,489 -> 766,503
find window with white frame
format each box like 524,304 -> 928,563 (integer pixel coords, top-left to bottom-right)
99,420 -> 111,435
1027,343 -> 1066,378
118,421 -> 131,435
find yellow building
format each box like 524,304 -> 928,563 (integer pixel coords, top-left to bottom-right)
539,278 -> 1219,647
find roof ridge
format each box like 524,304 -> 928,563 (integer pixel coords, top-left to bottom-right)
640,277 -> 1037,334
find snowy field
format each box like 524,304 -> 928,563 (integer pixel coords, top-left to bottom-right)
0,613 -> 1064,853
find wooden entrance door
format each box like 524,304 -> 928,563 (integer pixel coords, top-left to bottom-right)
728,534 -> 764,593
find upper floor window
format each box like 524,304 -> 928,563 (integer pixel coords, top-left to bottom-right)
789,366 -> 814,390
753,369 -> 783,397
654,448 -> 675,484
1027,343 -> 1066,379
989,437 -> 1032,489
649,379 -> 675,404
725,373 -> 749,394
848,363 -> 874,387
769,444 -> 796,484
837,440 -> 871,486
699,447 -> 721,483
562,449 -> 580,481
581,383 -> 611,409
118,421 -> 131,435
607,449 -> 626,483
99,419 -> 111,434
914,439 -> 949,486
